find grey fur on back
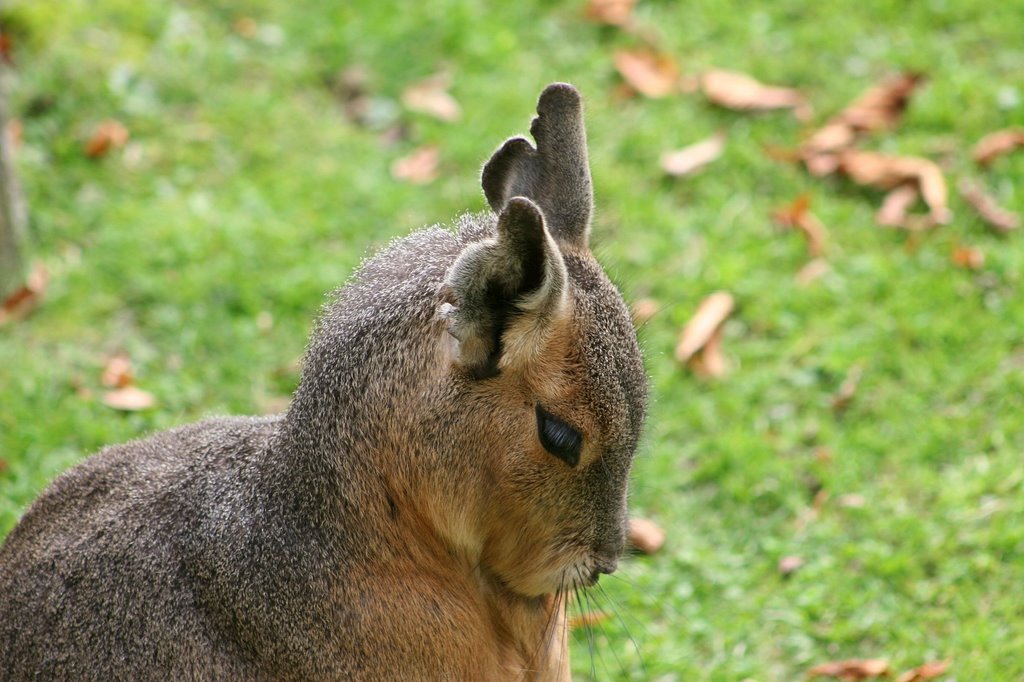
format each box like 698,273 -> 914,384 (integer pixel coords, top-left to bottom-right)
0,83 -> 647,681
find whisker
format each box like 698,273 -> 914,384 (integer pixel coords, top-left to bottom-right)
527,572 -> 567,682
594,580 -> 646,678
579,581 -> 614,681
572,567 -> 596,681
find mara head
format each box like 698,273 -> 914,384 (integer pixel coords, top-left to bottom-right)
433,84 -> 647,597
288,83 -> 647,600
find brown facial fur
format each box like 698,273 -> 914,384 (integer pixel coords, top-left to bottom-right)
0,84 -> 646,681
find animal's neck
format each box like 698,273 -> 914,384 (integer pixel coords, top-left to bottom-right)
483,585 -> 572,681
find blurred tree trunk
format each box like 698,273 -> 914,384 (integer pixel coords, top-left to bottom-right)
0,63 -> 26,300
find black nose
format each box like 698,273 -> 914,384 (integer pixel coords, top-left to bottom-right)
589,556 -> 619,584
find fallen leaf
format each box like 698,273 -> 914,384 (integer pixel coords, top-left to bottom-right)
837,150 -> 950,226
6,118 -> 22,149
401,73 -> 462,123
773,194 -> 828,257
895,660 -> 951,682
628,517 -> 665,555
0,263 -> 48,325
778,555 -> 804,576
689,326 -> 730,378
958,178 -> 1019,234
613,48 -> 681,98
675,291 -> 734,364
796,258 -> 830,286
0,29 -> 13,65
233,16 -> 258,38
804,122 -> 858,158
701,69 -> 810,120
809,659 -> 891,680
568,610 -> 611,630
875,184 -> 920,228
951,245 -> 984,270
801,72 -> 925,173
631,298 -> 659,326
837,493 -> 867,508
661,132 -> 727,177
835,72 -> 924,133
102,386 -> 156,411
832,363 -> 863,413
84,119 -> 130,159
391,145 -> 439,184
972,128 -> 1024,166
584,0 -> 637,26
101,354 -> 135,389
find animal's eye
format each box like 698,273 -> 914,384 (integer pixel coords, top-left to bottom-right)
536,405 -> 582,467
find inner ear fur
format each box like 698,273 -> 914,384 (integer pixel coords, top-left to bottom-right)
481,83 -> 593,251
443,197 -> 568,379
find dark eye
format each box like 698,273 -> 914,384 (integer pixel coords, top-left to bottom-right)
536,405 -> 582,467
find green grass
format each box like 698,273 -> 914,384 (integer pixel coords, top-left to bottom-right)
2,0 -> 1023,679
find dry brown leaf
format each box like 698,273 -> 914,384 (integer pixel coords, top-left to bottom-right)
675,291 -> 734,364
796,258 -> 830,286
832,363 -> 863,413
631,298 -> 659,326
895,659 -> 951,682
613,49 -> 681,98
101,354 -> 135,389
401,74 -> 462,123
0,30 -> 14,65
773,194 -> 828,257
972,128 -> 1024,166
778,555 -> 804,576
661,132 -> 727,177
689,326 -> 730,378
85,120 -> 130,158
391,145 -> 439,184
568,610 -> 611,630
0,263 -> 48,325
875,184 -> 920,227
958,178 -> 1020,233
802,72 -> 924,171
835,72 -> 924,133
233,16 -> 258,38
628,517 -> 665,555
701,69 -> 810,120
809,659 -> 891,680
837,493 -> 867,508
6,118 -> 22,149
584,0 -> 637,26
838,150 -> 950,226
951,245 -> 984,270
102,386 -> 156,411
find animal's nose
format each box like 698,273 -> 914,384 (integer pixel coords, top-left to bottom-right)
590,553 -> 619,583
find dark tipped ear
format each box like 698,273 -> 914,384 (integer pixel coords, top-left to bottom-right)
481,83 -> 593,250
443,197 -> 568,378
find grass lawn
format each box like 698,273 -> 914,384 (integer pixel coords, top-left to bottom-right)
2,0 -> 1023,679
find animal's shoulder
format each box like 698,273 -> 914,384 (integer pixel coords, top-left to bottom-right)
0,415 -> 281,561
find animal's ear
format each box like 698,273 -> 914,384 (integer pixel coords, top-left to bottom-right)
481,83 -> 593,251
443,196 -> 568,379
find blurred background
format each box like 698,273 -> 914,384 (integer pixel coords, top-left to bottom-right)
1,0 -> 1022,679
